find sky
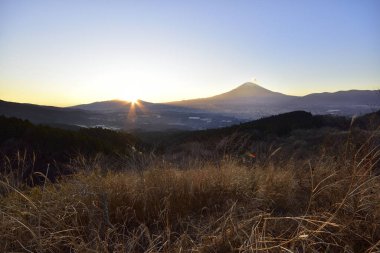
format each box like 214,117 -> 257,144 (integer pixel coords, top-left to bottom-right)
0,0 -> 379,106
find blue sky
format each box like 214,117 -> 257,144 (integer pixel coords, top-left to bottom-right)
0,0 -> 379,105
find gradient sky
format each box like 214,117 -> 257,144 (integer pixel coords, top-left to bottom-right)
0,0 -> 379,106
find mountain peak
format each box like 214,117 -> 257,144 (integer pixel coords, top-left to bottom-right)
240,81 -> 259,87
214,82 -> 283,100
237,82 -> 265,90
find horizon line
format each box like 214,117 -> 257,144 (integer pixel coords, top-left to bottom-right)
1,82 -> 378,108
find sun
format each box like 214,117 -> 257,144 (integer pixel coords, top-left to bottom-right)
130,97 -> 139,104
123,94 -> 139,104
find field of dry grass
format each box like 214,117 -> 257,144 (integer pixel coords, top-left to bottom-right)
1,130 -> 380,252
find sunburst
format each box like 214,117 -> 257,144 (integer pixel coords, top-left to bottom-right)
126,99 -> 145,122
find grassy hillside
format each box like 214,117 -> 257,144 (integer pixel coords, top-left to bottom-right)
0,111 -> 379,252
1,141 -> 379,252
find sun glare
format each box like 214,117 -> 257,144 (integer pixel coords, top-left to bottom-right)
130,98 -> 139,104
123,95 -> 139,104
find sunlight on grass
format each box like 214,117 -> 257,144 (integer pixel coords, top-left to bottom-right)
1,141 -> 379,252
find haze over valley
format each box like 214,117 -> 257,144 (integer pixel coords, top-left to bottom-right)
1,82 -> 379,131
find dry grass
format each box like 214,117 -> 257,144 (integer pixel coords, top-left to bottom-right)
1,135 -> 380,252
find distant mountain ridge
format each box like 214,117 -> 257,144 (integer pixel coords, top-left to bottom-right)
69,99 -> 136,111
296,90 -> 379,105
69,99 -> 192,113
1,82 -> 379,131
69,82 -> 379,114
168,82 -> 380,118
0,99 -> 240,131
0,99 -> 100,125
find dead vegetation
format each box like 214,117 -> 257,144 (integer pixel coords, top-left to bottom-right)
0,127 -> 380,252
1,142 -> 379,252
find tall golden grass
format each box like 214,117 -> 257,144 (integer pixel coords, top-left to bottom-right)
0,132 -> 379,252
